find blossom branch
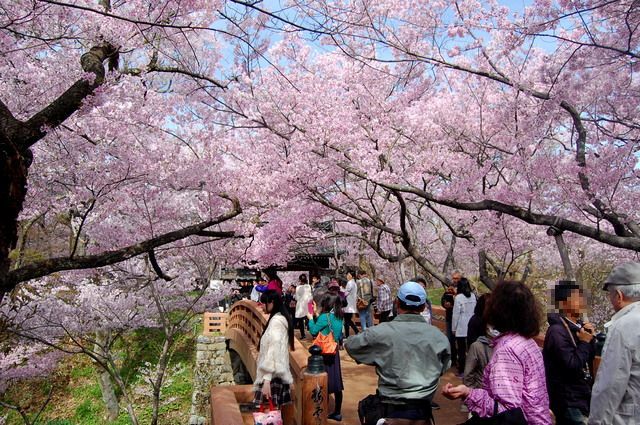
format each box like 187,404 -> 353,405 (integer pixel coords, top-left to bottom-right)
3,196 -> 241,291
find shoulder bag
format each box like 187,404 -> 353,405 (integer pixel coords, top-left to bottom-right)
312,314 -> 338,355
460,400 -> 526,425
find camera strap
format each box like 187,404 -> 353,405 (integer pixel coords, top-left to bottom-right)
561,316 -> 592,382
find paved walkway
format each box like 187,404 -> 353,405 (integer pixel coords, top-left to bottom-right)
299,335 -> 468,424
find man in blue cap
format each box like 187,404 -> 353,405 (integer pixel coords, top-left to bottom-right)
345,281 -> 451,423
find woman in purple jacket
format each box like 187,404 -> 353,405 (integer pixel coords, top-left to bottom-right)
442,281 -> 551,425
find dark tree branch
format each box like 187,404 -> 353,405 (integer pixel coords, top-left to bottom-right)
20,44 -> 119,150
334,231 -> 409,263
338,163 -> 640,251
370,47 -> 638,239
195,230 -> 239,238
146,65 -> 227,89
0,99 -> 25,143
148,249 -> 173,281
562,101 -> 633,237
391,189 -> 447,286
3,197 -> 240,290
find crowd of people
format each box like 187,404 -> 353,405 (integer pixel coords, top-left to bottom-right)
246,263 -> 640,425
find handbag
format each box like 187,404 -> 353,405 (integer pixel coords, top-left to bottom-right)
460,401 -> 526,425
253,399 -> 283,425
358,393 -> 385,425
357,297 -> 368,311
312,314 -> 337,354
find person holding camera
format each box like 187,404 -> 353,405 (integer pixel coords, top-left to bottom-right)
543,281 -> 596,425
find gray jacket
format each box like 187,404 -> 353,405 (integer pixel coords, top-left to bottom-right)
589,301 -> 640,425
463,336 -> 492,389
345,313 -> 450,400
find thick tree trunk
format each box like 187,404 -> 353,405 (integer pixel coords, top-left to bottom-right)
442,236 -> 457,278
0,136 -> 30,302
478,250 -> 497,290
554,233 -> 575,281
94,331 -> 120,422
98,368 -> 120,421
0,45 -> 116,302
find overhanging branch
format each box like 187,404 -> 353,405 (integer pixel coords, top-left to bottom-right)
338,162 -> 640,251
4,197 -> 241,288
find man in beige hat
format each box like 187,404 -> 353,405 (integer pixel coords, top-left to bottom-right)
589,262 -> 640,425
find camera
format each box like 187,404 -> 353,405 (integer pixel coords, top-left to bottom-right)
577,319 -> 594,334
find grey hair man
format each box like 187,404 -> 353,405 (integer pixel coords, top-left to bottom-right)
588,262 -> 640,425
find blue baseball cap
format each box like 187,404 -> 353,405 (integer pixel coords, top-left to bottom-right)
397,281 -> 427,306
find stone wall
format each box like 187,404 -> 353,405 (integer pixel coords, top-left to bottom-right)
189,335 -> 235,425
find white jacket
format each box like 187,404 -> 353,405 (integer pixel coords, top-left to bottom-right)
452,293 -> 476,337
344,279 -> 358,314
294,284 -> 312,318
254,313 -> 293,385
589,301 -> 640,425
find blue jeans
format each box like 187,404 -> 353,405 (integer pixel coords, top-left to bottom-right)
359,306 -> 372,331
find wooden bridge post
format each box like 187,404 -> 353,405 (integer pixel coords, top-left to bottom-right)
300,345 -> 328,425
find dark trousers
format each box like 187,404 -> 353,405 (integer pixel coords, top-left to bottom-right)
383,400 -> 433,421
455,337 -> 467,374
344,313 -> 359,337
379,310 -> 391,323
554,407 -> 588,425
446,321 -> 458,367
295,316 -> 308,338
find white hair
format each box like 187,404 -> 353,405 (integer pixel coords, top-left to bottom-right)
610,284 -> 640,300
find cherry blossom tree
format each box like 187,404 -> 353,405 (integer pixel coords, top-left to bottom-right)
1,250 -> 228,425
209,0 -> 640,286
2,1 -> 640,394
302,0 -> 640,250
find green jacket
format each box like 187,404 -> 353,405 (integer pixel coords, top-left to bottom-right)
345,313 -> 451,400
309,312 -> 344,341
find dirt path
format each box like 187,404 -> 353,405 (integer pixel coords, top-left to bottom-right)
299,335 -> 469,425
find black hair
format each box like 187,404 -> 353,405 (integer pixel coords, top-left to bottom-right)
474,293 -> 489,316
553,280 -> 580,305
299,274 -> 308,284
260,290 -> 295,351
484,281 -> 541,338
263,268 -> 281,283
317,292 -> 344,320
414,276 -> 427,285
457,278 -> 472,298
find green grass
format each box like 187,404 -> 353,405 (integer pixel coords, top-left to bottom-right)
69,364 -> 94,379
426,287 -> 445,304
0,318 -> 199,425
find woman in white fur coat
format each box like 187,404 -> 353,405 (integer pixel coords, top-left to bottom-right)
253,290 -> 295,408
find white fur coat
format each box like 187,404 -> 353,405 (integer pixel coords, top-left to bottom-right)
254,313 -> 293,385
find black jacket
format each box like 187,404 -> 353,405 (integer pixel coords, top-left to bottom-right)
466,314 -> 485,345
542,313 -> 595,415
440,292 -> 455,322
